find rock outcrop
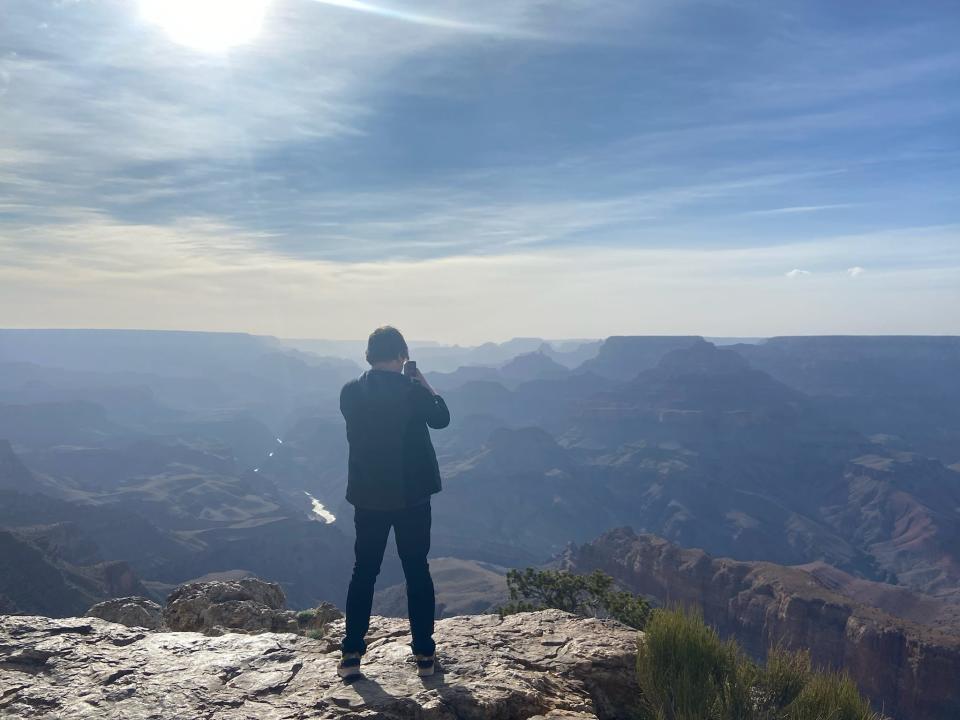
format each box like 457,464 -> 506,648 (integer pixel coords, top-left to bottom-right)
162,578 -> 300,635
563,528 -> 960,720
0,610 -> 640,719
576,336 -> 702,381
297,601 -> 344,633
83,578 -> 344,638
86,597 -> 163,629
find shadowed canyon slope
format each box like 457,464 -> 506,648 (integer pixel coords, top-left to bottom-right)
429,339 -> 960,601
3,331 -> 960,609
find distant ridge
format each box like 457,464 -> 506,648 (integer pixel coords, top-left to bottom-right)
575,335 -> 703,381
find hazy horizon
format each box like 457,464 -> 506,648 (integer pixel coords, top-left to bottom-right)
1,326 -> 957,351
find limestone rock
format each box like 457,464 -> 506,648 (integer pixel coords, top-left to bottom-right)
297,601 -> 344,633
163,578 -> 298,635
0,609 -> 641,719
86,597 -> 162,630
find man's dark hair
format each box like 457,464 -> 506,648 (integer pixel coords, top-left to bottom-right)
366,326 -> 409,365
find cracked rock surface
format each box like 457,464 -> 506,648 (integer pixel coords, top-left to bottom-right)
0,610 -> 641,719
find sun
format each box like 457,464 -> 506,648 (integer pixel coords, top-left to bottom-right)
140,0 -> 270,53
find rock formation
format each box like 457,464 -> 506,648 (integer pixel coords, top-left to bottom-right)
563,528 -> 960,720
0,439 -> 34,490
576,336 -> 702,381
80,578 -> 346,639
163,578 -> 304,635
0,529 -> 150,617
0,610 -> 640,719
86,597 -> 163,630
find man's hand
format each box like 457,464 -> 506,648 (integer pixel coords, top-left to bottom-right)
412,368 -> 437,396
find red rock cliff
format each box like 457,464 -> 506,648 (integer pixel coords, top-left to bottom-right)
563,528 -> 960,720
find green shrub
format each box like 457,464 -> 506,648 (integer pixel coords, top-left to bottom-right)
758,647 -> 813,712
783,671 -> 879,720
602,584 -> 656,631
635,606 -> 881,720
297,607 -> 337,639
498,568 -> 650,629
635,606 -> 741,720
499,574 -> 880,719
296,609 -> 317,624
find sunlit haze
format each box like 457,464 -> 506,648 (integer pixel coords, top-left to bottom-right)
140,0 -> 271,52
1,0 -> 957,343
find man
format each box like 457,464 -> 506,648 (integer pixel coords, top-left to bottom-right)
337,326 -> 450,680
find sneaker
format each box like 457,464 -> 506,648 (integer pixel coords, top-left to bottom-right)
414,653 -> 435,677
337,652 -> 362,680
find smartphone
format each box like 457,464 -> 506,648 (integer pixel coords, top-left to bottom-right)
403,360 -> 417,377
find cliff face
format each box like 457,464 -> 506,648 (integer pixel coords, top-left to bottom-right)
563,529 -> 960,720
0,439 -> 33,490
0,526 -> 152,618
0,610 -> 640,720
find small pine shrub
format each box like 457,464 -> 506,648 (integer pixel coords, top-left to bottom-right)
305,628 -> 325,640
498,568 -> 650,629
603,585 -> 655,631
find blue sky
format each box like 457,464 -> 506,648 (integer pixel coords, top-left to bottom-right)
1,0 -> 958,342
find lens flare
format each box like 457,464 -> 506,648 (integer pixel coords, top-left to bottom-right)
140,0 -> 270,52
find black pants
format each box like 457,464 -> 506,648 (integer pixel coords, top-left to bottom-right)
342,501 -> 436,656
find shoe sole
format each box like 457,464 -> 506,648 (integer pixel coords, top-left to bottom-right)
338,666 -> 362,680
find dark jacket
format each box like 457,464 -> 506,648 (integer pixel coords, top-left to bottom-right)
340,369 -> 450,510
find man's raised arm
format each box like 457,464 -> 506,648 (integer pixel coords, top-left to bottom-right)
412,371 -> 450,429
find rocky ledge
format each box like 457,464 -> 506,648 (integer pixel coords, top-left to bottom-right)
0,610 -> 640,719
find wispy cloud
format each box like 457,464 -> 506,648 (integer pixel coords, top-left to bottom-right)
744,204 -> 858,216
847,266 -> 866,277
785,269 -> 811,278
305,0 -> 537,36
171,167 -> 853,261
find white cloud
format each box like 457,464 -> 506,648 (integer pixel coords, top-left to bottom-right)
847,266 -> 866,277
302,0 -> 537,36
232,169 -> 841,260
785,269 -> 811,278
744,204 -> 857,216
